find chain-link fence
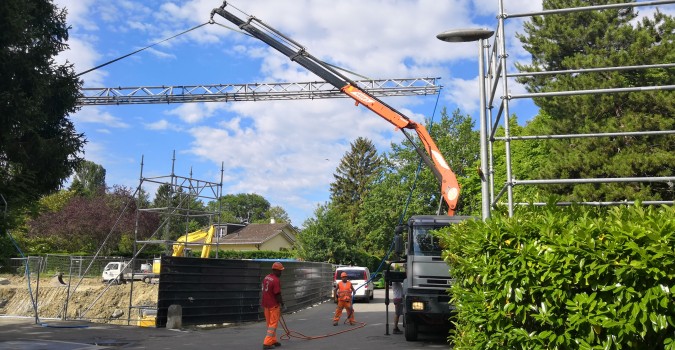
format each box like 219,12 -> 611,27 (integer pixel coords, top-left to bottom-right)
8,255 -> 154,278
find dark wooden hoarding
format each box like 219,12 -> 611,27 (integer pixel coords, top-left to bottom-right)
156,257 -> 332,327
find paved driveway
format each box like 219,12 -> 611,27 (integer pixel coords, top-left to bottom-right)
0,289 -> 451,350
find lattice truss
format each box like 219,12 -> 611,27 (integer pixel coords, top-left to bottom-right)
78,77 -> 441,105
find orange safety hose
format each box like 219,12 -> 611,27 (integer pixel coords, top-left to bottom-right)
278,309 -> 366,341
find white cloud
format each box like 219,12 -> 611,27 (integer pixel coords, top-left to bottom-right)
165,103 -> 228,124
58,37 -> 107,86
54,0 -> 99,31
80,140 -> 107,165
145,47 -> 177,60
184,98 -> 401,222
72,107 -> 129,128
447,76 -> 481,113
145,119 -> 179,131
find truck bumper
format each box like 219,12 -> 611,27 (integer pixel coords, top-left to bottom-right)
405,289 -> 454,326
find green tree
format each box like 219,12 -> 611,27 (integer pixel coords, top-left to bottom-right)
0,0 -> 85,218
357,108 -> 480,255
515,1 -> 675,201
209,193 -> 271,224
297,204 -> 362,265
37,189 -> 76,212
260,205 -> 291,224
136,187 -> 151,208
69,160 -> 106,197
205,194 -> 290,225
153,184 -> 206,240
490,115 -> 553,206
330,137 -> 383,228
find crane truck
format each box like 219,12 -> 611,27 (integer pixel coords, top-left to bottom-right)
210,3 -> 471,341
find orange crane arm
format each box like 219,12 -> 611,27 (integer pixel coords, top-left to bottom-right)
211,3 -> 459,214
341,84 -> 459,214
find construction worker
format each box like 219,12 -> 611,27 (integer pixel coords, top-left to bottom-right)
333,272 -> 356,326
392,280 -> 403,334
261,262 -> 285,349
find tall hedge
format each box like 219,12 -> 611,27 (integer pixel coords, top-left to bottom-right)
438,204 -> 674,349
209,250 -> 295,260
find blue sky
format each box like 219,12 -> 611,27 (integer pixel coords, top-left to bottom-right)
50,0 -> 670,227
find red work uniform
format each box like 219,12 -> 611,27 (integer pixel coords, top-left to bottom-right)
333,280 -> 355,324
261,273 -> 282,346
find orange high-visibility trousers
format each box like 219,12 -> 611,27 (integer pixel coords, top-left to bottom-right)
333,299 -> 355,323
263,305 -> 281,346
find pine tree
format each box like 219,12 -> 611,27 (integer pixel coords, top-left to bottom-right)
0,0 -> 85,214
329,137 -> 383,225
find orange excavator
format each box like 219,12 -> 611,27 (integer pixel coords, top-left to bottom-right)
210,3 -> 460,216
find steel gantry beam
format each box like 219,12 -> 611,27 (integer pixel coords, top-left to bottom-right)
77,77 -> 441,106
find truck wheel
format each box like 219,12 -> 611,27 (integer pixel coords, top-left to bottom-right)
143,276 -> 150,284
404,313 -> 418,341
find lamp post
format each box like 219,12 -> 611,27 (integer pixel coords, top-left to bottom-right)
436,28 -> 494,220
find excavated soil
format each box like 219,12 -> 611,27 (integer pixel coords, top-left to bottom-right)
0,274 -> 158,325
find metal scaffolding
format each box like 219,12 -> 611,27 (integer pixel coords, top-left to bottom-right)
481,0 -> 675,217
125,152 -> 224,325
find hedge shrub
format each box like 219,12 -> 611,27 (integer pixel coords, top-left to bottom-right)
438,204 -> 674,349
208,250 -> 295,260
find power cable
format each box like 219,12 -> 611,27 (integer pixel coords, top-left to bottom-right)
278,314 -> 365,341
75,22 -> 209,77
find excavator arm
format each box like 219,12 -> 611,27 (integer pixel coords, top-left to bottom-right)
211,3 -> 459,215
173,225 -> 215,258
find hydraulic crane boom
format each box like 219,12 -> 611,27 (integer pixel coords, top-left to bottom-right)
211,3 -> 460,215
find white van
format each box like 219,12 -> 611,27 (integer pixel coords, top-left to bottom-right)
333,266 -> 374,303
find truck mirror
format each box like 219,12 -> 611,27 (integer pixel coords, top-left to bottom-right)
394,234 -> 404,256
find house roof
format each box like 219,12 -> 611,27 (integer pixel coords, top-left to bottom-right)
215,223 -> 296,246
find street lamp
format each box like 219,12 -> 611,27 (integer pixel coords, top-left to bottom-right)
436,28 -> 494,43
437,28 -> 494,220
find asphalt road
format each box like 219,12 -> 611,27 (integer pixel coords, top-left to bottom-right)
0,289 -> 451,350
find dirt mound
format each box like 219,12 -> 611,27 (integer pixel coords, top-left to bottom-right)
0,274 -> 157,325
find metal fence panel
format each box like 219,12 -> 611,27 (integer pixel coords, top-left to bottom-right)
8,255 -> 153,278
156,257 -> 333,327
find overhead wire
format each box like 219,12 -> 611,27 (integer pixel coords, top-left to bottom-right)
70,0 -> 444,328
75,22 -> 209,77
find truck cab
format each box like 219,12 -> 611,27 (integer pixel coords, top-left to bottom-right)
398,215 -> 474,341
102,261 -> 131,284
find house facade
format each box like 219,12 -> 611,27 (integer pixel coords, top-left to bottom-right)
213,222 -> 297,251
